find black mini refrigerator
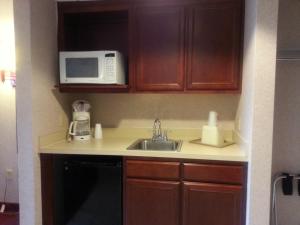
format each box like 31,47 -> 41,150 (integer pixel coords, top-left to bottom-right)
53,155 -> 123,225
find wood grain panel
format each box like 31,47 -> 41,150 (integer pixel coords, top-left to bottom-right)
126,160 -> 180,180
134,5 -> 185,91
40,154 -> 54,225
126,179 -> 180,225
186,2 -> 242,90
183,163 -> 244,184
58,84 -> 130,93
183,182 -> 243,225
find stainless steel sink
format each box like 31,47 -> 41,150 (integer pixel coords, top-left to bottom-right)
127,139 -> 182,152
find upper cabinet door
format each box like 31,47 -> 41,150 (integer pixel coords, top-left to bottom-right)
134,5 -> 185,91
186,2 -> 242,91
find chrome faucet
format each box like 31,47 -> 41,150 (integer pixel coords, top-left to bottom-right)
152,119 -> 168,141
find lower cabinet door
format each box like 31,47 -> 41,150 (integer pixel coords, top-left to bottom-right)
183,182 -> 243,225
126,179 -> 180,225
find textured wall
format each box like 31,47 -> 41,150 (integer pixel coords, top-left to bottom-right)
15,0 -> 71,224
0,87 -> 18,203
236,0 -> 256,223
235,0 -> 256,149
80,94 -> 239,130
273,62 -> 300,225
248,0 -> 279,222
272,1 -> 300,224
238,0 -> 279,225
14,0 -> 35,223
0,0 -> 18,203
30,0 -> 71,223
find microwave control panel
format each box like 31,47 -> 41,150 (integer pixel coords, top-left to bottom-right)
104,53 -> 115,79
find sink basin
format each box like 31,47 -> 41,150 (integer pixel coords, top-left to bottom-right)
127,139 -> 182,152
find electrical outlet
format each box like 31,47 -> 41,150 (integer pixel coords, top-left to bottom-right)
5,169 -> 13,180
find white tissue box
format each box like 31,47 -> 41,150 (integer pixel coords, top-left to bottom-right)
201,125 -> 224,146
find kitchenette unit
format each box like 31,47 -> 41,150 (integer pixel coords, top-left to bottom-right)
40,125 -> 247,225
38,0 -> 247,225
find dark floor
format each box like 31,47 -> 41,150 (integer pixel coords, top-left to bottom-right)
0,213 -> 19,225
0,203 -> 19,225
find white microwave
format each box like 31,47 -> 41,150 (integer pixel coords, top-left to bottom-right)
59,50 -> 125,84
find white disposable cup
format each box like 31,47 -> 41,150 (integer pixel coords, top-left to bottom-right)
94,123 -> 103,139
208,111 -> 218,127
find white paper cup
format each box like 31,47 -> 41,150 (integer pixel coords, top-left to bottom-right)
208,111 -> 218,127
94,123 -> 103,139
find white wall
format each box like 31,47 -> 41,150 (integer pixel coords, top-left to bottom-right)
238,0 -> 279,225
14,0 -> 71,224
14,0 -> 35,223
272,1 -> 300,225
235,0 -> 256,150
273,62 -> 300,225
248,0 -> 278,222
0,0 -> 18,203
0,87 -> 18,203
236,0 -> 256,221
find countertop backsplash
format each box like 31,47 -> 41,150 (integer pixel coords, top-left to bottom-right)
69,94 -> 240,130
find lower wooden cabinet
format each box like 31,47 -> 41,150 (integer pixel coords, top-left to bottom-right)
40,156 -> 246,225
183,182 -> 243,225
125,158 -> 246,225
125,179 -> 180,225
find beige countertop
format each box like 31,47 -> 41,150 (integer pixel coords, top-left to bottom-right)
39,128 -> 248,162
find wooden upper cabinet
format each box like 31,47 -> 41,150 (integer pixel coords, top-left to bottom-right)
134,5 -> 185,91
183,182 -> 243,225
57,2 -> 131,93
186,2 -> 242,91
57,0 -> 244,93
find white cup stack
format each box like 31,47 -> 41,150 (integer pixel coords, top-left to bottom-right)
208,111 -> 218,127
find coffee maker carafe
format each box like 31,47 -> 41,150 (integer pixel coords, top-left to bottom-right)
68,100 -> 91,141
